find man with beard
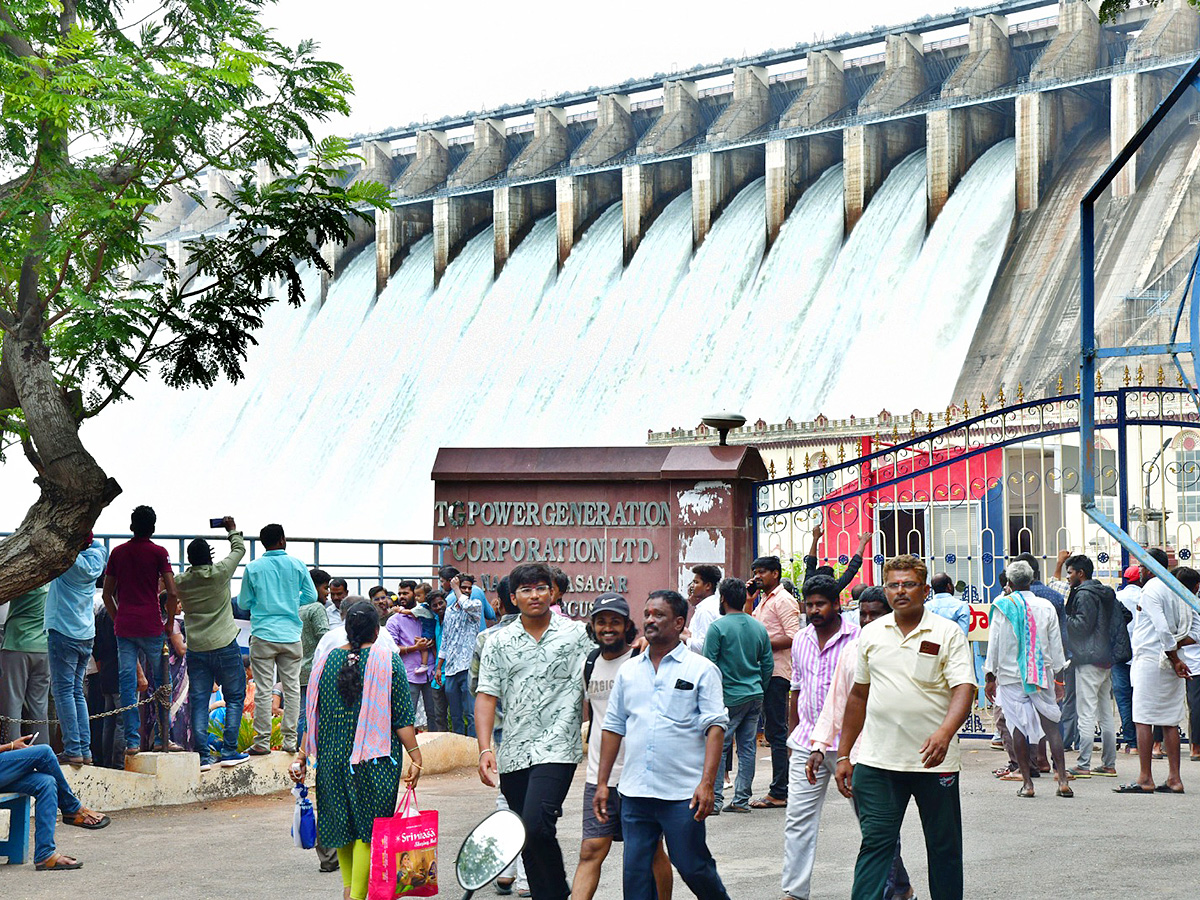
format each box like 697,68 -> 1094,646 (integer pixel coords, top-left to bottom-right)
386,581 -> 437,728
780,575 -> 860,900
749,555 -> 801,809
572,594 -> 672,900
595,591 -> 730,900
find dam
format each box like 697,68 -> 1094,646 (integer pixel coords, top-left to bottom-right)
21,0 -> 1200,540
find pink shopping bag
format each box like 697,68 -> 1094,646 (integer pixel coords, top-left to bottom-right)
368,786 -> 439,899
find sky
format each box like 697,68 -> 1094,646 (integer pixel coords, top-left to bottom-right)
259,0 -> 1060,140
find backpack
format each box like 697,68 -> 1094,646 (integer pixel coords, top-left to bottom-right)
584,645 -> 640,726
1108,593 -> 1133,666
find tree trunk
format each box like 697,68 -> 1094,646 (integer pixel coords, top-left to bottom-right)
0,331 -> 121,602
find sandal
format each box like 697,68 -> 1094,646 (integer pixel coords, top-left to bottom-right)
749,795 -> 786,809
1056,785 -> 1074,798
63,808 -> 110,830
1113,782 -> 1155,794
998,771 -> 1025,781
1017,786 -> 1035,798
1154,783 -> 1185,794
36,853 -> 82,871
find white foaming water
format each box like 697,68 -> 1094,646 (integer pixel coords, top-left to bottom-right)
825,139 -> 1016,413
1,148 -> 1018,538
780,150 -> 930,419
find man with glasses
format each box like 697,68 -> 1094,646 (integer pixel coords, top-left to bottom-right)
476,563 -> 593,900
834,554 -> 975,900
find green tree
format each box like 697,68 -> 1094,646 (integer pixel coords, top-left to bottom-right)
1099,0 -> 1199,22
0,0 -> 386,599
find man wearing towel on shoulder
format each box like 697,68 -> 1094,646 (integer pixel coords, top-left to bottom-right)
983,561 -> 1071,799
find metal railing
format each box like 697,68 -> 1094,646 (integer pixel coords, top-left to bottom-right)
5,533 -> 451,596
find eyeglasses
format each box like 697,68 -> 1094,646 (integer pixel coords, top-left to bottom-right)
885,581 -> 923,591
515,584 -> 552,598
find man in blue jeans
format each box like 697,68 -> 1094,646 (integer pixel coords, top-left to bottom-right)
436,573 -> 481,736
45,535 -> 109,765
102,505 -> 178,758
703,577 -> 773,814
0,734 -> 110,869
595,590 -> 731,900
176,517 -> 249,771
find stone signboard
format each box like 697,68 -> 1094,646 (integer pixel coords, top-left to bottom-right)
431,445 -> 768,618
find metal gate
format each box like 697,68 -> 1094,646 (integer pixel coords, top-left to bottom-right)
752,384 -> 1200,598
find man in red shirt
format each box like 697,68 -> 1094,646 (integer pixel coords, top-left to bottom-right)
102,505 -> 179,757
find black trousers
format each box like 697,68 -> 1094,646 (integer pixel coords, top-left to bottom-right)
499,762 -> 576,900
764,676 -> 790,800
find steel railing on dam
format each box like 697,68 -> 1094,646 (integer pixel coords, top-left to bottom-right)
328,0 -> 1063,154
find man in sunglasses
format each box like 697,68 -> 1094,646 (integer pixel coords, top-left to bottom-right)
475,563 -> 593,900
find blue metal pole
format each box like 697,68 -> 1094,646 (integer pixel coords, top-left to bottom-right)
1116,388 -> 1130,574
1080,201 -> 1097,511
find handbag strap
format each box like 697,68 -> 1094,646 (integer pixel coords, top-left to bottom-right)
395,784 -> 419,817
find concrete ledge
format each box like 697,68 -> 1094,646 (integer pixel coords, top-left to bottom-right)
62,731 -> 480,812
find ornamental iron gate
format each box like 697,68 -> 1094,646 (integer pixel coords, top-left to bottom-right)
752,386 -> 1200,599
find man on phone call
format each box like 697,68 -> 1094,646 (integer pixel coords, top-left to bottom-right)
834,554 -> 975,900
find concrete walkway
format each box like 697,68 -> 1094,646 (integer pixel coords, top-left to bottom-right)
3,740 -> 1196,898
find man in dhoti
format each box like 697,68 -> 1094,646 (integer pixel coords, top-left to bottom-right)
1118,550 -> 1195,795
984,561 -> 1071,798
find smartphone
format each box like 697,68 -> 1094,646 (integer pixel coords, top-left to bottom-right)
30,731 -> 39,743
209,517 -> 224,528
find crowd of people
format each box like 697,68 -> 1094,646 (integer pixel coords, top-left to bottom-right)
2,504 -> 1199,900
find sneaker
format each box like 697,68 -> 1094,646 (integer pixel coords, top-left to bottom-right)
219,752 -> 251,768
199,762 -> 213,773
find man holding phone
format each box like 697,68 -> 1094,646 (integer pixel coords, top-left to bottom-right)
834,554 -> 975,900
177,516 -> 248,771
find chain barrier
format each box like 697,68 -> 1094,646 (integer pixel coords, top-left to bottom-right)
0,685 -> 171,727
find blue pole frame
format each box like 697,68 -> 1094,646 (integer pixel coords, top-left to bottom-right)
1080,53 -> 1200,615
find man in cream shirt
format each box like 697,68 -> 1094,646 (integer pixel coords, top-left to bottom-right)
834,554 -> 975,900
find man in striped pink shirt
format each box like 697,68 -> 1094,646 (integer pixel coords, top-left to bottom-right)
781,575 -> 859,900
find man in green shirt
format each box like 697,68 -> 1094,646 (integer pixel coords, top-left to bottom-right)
703,577 -> 773,814
0,585 -> 50,746
176,517 -> 248,771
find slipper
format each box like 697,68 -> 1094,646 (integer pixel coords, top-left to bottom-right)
1152,752 -> 1165,760
992,766 -> 1017,778
36,853 -> 82,871
1056,785 -> 1074,798
723,804 -> 752,813
749,796 -> 786,809
1066,766 -> 1091,778
1092,767 -> 1118,777
998,771 -> 1025,781
1017,786 -> 1035,798
1113,782 -> 1155,794
1190,755 -> 1200,762
1154,784 -> 1185,794
63,809 -> 110,830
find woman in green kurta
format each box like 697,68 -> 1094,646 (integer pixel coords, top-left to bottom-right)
292,601 -> 422,900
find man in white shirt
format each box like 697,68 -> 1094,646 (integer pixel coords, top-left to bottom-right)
686,564 -> 722,655
834,554 -> 975,900
983,561 -> 1070,798
1120,549 -> 1193,794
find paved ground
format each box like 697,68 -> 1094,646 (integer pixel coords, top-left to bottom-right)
4,740 -> 1198,899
